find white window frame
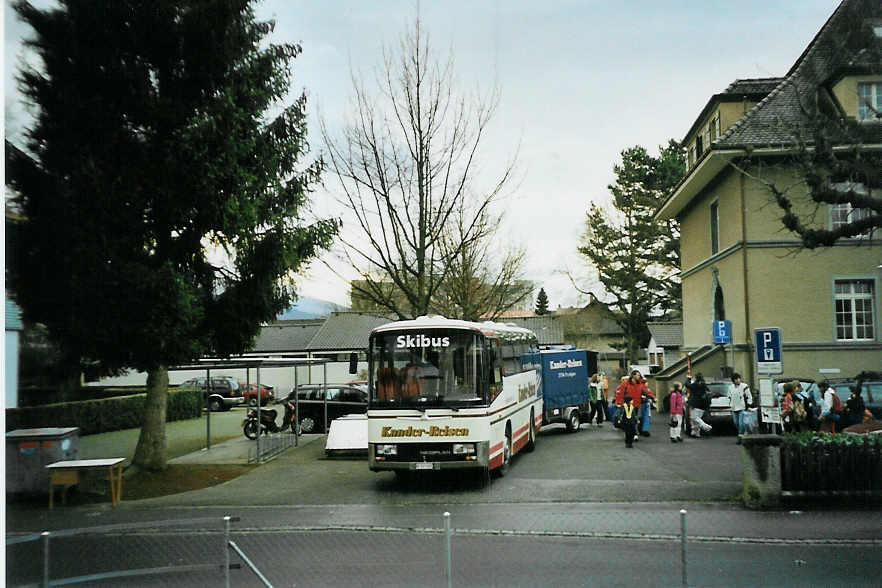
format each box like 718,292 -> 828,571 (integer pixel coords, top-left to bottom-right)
833,278 -> 877,342
829,182 -> 877,238
857,81 -> 882,121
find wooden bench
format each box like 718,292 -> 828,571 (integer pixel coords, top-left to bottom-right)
46,458 -> 125,509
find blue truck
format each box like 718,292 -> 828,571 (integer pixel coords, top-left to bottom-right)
531,349 -> 597,432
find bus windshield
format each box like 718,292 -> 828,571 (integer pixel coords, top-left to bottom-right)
370,329 -> 486,408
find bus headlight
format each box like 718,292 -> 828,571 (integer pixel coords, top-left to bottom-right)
452,443 -> 476,455
376,444 -> 398,456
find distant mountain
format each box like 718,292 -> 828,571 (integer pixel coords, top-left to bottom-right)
278,296 -> 346,320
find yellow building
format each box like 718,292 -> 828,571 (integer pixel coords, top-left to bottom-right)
654,0 -> 881,386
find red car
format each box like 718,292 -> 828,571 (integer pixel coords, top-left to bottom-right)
242,382 -> 275,407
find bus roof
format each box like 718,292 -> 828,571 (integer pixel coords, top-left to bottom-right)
371,315 -> 537,341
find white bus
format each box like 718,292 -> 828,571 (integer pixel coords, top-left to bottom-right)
366,315 -> 542,479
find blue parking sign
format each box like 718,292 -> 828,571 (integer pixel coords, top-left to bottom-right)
754,328 -> 782,374
712,320 -> 731,344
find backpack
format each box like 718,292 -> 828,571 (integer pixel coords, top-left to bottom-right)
831,392 -> 843,413
792,400 -> 807,423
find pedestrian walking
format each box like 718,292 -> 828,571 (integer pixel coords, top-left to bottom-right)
622,396 -> 638,448
588,373 -> 605,426
729,373 -> 754,443
686,373 -> 713,437
668,382 -> 684,442
612,376 -> 629,427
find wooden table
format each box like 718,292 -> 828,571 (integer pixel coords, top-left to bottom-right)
46,458 -> 125,509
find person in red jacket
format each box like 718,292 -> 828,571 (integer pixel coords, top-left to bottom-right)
622,370 -> 651,406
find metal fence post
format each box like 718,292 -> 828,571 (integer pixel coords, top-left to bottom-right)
680,509 -> 688,588
41,531 -> 50,588
224,516 -> 231,588
444,511 -> 452,588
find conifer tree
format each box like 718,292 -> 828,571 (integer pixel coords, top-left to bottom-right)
7,0 -> 337,471
578,142 -> 684,364
535,288 -> 550,315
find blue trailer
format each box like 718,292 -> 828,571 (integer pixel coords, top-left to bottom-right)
535,349 -> 594,432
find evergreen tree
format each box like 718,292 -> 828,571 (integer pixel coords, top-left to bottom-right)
7,0 -> 337,471
535,288 -> 550,315
578,143 -> 684,364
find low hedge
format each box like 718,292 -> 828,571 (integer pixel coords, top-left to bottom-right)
6,388 -> 203,436
781,432 -> 882,493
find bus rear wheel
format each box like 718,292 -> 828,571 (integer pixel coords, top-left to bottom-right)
524,410 -> 536,452
497,432 -> 512,477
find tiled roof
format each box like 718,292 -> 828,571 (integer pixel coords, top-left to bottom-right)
251,319 -> 323,353
716,0 -> 882,149
722,78 -> 786,96
647,321 -> 683,348
306,311 -> 393,351
504,316 -> 565,345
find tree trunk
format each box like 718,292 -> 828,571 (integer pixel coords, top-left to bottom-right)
131,365 -> 169,472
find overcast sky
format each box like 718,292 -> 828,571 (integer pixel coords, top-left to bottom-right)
4,0 -> 842,309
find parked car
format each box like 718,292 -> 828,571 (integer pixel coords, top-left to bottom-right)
829,379 -> 882,420
706,380 -> 735,426
284,384 -> 368,433
683,380 -> 735,435
179,376 -> 244,412
242,382 -> 274,407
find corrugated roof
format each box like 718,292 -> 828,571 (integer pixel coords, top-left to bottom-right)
504,316 -> 565,345
306,312 -> 393,351
5,298 -> 23,331
251,319 -> 323,353
647,321 -> 683,348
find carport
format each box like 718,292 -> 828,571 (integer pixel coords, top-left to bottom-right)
170,357 -> 330,462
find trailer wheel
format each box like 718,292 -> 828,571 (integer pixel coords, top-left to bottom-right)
566,409 -> 581,433
524,409 -> 536,452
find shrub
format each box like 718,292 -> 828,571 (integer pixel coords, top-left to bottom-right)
6,388 -> 202,436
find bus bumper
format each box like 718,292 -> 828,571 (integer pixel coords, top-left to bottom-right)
369,441 -> 490,472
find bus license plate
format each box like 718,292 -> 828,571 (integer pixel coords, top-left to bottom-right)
415,462 -> 433,470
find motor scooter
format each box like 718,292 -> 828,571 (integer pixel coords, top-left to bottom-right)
243,400 -> 298,439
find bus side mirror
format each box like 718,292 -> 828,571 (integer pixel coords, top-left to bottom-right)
349,352 -> 358,375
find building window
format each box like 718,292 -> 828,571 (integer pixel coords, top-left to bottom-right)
834,279 -> 875,341
712,112 -> 721,140
858,82 -> 881,121
688,144 -> 696,169
696,135 -> 704,159
709,200 -> 719,254
831,201 -> 872,233
703,124 -> 712,150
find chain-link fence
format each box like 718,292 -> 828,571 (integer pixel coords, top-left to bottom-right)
7,508 -> 881,587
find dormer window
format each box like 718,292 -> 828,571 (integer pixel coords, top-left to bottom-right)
858,82 -> 881,121
696,135 -> 703,159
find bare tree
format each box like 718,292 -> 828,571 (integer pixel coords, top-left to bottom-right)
322,18 -> 516,320
432,200 -> 532,321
